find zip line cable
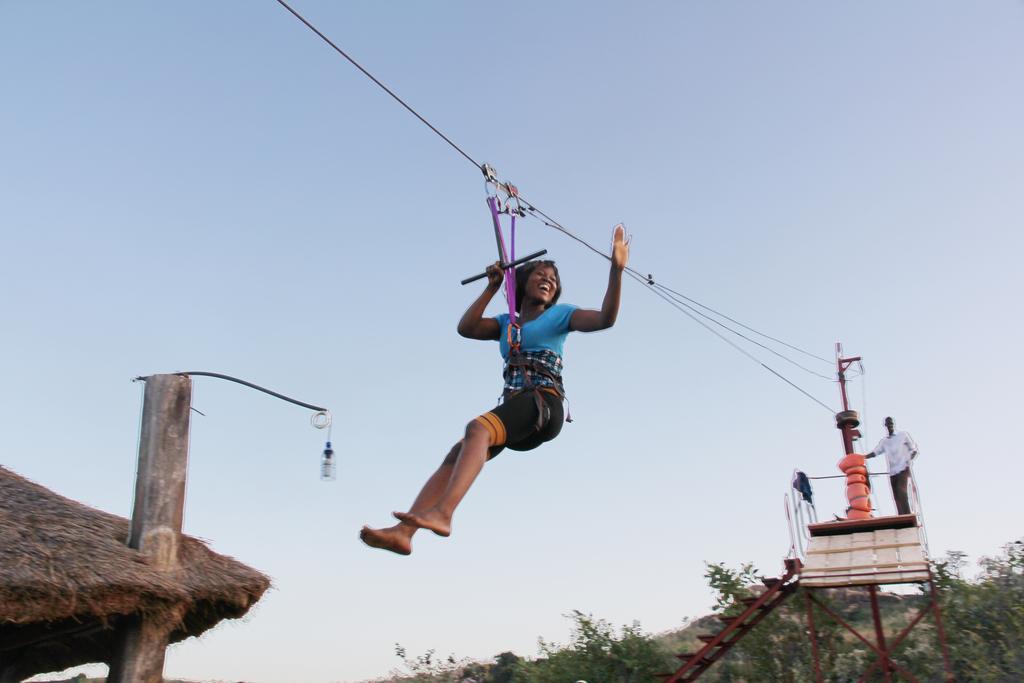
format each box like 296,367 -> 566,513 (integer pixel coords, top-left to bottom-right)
271,0 -> 837,413
647,283 -> 835,380
274,0 -> 481,171
622,269 -> 836,413
648,281 -> 832,365
522,202 -> 832,376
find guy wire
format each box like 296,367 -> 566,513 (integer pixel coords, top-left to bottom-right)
623,270 -> 835,414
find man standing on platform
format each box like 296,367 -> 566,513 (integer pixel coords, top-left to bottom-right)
866,416 -> 919,515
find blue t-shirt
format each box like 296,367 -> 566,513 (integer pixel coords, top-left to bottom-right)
494,303 -> 578,359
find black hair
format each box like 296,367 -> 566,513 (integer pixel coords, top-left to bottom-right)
514,260 -> 561,314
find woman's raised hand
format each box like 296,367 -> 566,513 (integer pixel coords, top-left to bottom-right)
485,261 -> 504,289
611,223 -> 630,271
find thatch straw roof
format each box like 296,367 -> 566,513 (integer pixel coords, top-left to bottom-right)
0,466 -> 270,680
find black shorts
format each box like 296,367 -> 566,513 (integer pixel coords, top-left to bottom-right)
475,389 -> 565,458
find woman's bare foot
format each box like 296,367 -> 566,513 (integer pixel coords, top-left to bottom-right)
392,508 -> 451,537
359,525 -> 412,555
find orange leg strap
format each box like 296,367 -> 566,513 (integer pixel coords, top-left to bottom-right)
475,412 -> 507,447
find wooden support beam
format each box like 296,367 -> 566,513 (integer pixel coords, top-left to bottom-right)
108,374 -> 192,683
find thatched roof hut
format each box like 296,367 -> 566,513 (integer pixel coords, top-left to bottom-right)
0,466 -> 270,681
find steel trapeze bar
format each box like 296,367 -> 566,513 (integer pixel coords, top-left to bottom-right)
460,249 -> 548,285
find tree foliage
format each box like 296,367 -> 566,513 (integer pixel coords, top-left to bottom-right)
933,540 -> 1024,681
699,539 -> 1024,682
512,611 -> 673,683
373,539 -> 1024,683
389,643 -> 470,682
699,561 -> 832,682
384,613 -> 672,683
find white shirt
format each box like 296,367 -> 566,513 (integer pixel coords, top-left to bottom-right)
873,430 -> 919,475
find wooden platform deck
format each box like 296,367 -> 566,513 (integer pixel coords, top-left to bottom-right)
801,519 -> 929,587
807,514 -> 918,537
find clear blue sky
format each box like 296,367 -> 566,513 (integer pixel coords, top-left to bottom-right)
3,2 -> 1022,681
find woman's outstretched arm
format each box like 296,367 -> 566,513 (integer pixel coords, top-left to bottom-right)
457,262 -> 503,340
570,224 -> 630,332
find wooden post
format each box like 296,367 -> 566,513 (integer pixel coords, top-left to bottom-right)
108,374 -> 192,683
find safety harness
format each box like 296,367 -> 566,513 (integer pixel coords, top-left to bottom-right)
481,164 -> 569,431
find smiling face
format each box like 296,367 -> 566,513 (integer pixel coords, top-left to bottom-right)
527,264 -> 558,304
515,260 -> 561,312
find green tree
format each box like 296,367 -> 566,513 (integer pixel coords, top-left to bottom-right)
933,539 -> 1024,681
488,651 -> 520,683
454,651 -> 521,682
390,643 -> 469,682
699,561 -> 821,682
696,542 -> 1024,682
514,611 -> 673,683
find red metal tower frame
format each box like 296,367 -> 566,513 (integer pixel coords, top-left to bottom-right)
802,574 -> 954,683
659,344 -> 956,682
797,344 -> 955,682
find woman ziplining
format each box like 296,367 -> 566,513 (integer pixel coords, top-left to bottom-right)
273,6 -> 841,521
269,8 -> 841,515
359,224 -> 630,555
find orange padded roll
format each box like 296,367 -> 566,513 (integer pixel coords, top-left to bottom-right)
837,453 -> 873,519
849,495 -> 872,512
846,483 -> 870,499
837,453 -> 866,472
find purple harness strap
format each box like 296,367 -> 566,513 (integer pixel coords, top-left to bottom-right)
485,189 -> 568,422
486,195 -> 519,329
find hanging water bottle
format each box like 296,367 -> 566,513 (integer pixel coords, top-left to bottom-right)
320,441 -> 336,481
312,410 -> 335,482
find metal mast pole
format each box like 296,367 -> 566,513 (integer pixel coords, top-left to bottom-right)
834,342 -> 862,455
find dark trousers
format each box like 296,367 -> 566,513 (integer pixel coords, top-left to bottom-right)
890,469 -> 911,515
